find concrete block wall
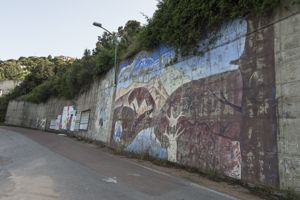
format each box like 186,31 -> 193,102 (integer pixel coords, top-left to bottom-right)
274,3 -> 300,192
6,98 -> 71,130
5,1 -> 300,192
73,67 -> 115,143
5,100 -> 26,126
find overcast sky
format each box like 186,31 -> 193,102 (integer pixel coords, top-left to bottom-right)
0,0 -> 158,60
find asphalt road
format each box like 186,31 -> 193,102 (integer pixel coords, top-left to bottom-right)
0,127 -> 237,200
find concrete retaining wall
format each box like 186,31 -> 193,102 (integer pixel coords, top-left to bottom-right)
5,3 -> 300,192
275,3 -> 300,191
6,68 -> 115,143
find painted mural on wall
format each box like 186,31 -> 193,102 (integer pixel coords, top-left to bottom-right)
111,19 -> 246,179
111,17 -> 279,186
49,115 -> 62,130
94,86 -> 114,142
56,115 -> 62,130
50,119 -> 56,130
35,118 -> 46,130
70,114 -> 77,131
61,106 -> 76,131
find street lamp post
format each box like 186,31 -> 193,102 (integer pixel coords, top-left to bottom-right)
93,22 -> 119,132
93,22 -> 119,86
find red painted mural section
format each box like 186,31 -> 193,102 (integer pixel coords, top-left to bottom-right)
155,70 -> 243,178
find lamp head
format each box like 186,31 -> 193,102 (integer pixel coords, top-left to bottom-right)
93,22 -> 102,28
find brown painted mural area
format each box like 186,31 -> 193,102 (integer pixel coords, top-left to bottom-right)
155,70 -> 243,179
239,18 -> 279,187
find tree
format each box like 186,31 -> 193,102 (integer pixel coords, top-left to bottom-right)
163,108 -> 185,162
83,49 -> 91,57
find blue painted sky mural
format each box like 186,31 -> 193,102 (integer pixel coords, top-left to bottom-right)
117,18 -> 247,93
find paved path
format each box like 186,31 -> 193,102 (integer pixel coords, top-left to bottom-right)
0,127 -> 238,200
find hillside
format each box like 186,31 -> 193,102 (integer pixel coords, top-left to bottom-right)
0,56 -> 74,122
0,56 -> 74,81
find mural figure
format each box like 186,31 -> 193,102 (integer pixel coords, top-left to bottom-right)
56,115 -> 62,130
70,114 -> 77,131
163,108 -> 185,162
67,114 -> 73,130
61,106 -> 76,130
113,121 -> 123,143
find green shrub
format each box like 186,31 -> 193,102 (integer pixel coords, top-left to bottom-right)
138,0 -> 281,55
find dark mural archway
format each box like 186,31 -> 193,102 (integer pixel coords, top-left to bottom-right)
239,17 -> 279,187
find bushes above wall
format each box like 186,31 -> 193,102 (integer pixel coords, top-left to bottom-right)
138,0 -> 281,55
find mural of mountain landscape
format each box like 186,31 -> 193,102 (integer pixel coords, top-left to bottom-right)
111,18 -> 246,179
111,17 -> 279,185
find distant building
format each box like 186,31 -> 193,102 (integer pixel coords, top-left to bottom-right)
0,80 -> 21,97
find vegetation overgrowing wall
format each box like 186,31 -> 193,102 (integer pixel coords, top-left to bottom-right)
5,1 -> 300,192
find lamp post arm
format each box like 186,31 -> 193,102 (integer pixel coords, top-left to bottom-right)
93,22 -> 119,86
93,22 -> 113,35
100,26 -> 113,36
